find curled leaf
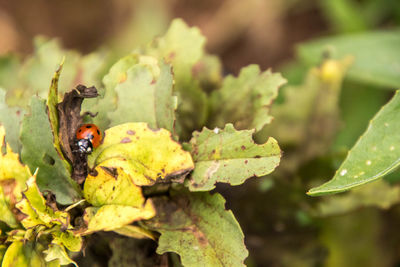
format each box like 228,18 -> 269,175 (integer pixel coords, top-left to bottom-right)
47,61 -> 70,170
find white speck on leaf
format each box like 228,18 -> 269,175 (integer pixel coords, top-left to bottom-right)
366,160 -> 371,165
340,169 -> 347,176
213,127 -> 220,134
390,146 -> 395,151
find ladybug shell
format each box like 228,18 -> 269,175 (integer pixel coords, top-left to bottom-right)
76,124 -> 102,148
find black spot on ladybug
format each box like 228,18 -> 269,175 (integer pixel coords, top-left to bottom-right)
86,125 -> 92,128
96,129 -> 100,135
78,129 -> 82,132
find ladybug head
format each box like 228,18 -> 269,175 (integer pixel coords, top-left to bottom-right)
77,138 -> 93,154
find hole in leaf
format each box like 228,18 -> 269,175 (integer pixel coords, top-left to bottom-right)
43,154 -> 55,165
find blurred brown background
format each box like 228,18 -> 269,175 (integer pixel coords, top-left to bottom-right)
0,0 -> 327,74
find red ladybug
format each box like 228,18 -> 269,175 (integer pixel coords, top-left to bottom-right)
76,124 -> 102,153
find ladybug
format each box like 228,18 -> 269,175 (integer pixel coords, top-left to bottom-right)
75,124 -> 102,154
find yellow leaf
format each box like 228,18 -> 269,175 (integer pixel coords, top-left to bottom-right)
0,125 -> 31,227
81,200 -> 155,235
83,165 -> 145,207
88,122 -> 194,186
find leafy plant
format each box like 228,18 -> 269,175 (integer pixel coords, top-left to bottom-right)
0,19 -> 286,266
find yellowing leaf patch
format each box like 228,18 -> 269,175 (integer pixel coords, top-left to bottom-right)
84,166 -> 145,207
82,201 -> 155,235
0,125 -> 31,227
82,165 -> 156,235
88,122 -> 194,186
0,126 -> 31,199
16,175 -> 69,229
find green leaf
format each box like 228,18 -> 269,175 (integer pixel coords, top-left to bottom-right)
210,65 -> 286,131
297,29 -> 400,88
43,243 -> 77,267
0,89 -> 25,153
20,97 -> 81,204
88,122 -> 194,186
316,180 -> 400,217
186,124 -> 281,191
144,18 -> 209,135
308,90 -> 400,196
2,241 -> 45,267
47,61 -> 70,170
51,230 -> 82,252
90,54 -> 138,130
145,190 -> 248,267
107,58 -> 176,133
15,175 -> 69,229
